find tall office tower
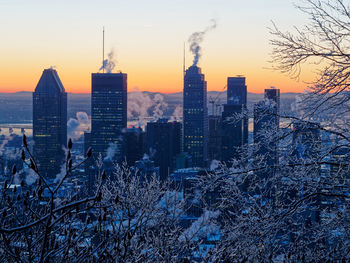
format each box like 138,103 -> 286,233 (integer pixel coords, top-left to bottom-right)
221,77 -> 248,163
227,76 -> 247,106
291,120 -> 322,222
33,68 -> 67,178
292,121 -> 321,162
183,65 -> 208,168
208,115 -> 222,162
264,88 -> 280,128
330,146 -> 350,184
146,119 -> 182,181
90,73 -> 127,163
84,131 -> 94,193
253,87 -> 280,180
122,127 -> 145,166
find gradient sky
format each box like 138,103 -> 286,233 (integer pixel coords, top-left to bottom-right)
0,0 -> 313,93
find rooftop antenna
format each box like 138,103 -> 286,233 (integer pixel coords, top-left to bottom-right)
102,27 -> 105,73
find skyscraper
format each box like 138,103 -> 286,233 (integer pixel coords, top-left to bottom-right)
33,68 -> 67,178
183,66 -> 208,168
90,73 -> 127,163
221,105 -> 246,162
264,88 -> 280,128
221,77 -> 248,163
292,121 -> 321,162
122,127 -> 145,166
146,119 -> 182,181
253,87 -> 280,176
291,120 -> 322,222
227,76 -> 247,106
208,115 -> 222,162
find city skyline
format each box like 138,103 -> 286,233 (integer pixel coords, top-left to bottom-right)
0,0 -> 314,94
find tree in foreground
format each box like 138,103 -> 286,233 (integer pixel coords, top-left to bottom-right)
0,137 -> 210,262
200,0 -> 350,261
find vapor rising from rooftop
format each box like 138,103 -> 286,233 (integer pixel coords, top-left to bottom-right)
188,19 -> 217,67
99,50 -> 116,73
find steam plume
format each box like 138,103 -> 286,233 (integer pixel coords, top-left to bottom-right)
104,142 -> 118,162
0,135 -> 15,156
188,19 -> 217,66
148,147 -> 156,159
169,105 -> 183,122
128,88 -> 168,125
26,169 -> 38,185
99,50 -> 116,73
0,139 -> 9,155
128,88 -> 154,123
210,159 -> 220,170
55,163 -> 66,183
152,94 -> 168,121
67,112 -> 90,141
3,148 -> 20,160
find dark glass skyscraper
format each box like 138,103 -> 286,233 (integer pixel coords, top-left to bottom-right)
122,127 -> 145,166
291,121 -> 322,222
227,77 -> 247,106
33,68 -> 67,178
253,87 -> 280,175
208,115 -> 222,162
264,88 -> 280,128
146,119 -> 182,181
221,76 -> 248,163
90,73 -> 127,162
292,121 -> 321,161
183,66 -> 208,168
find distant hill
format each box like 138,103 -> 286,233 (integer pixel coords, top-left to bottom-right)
0,91 -> 299,124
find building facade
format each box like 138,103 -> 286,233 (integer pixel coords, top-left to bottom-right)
227,76 -> 247,106
33,68 -> 67,178
122,127 -> 145,166
208,115 -> 222,162
90,73 -> 127,163
146,119 -> 182,181
183,66 -> 208,168
221,77 -> 248,163
253,87 -> 280,177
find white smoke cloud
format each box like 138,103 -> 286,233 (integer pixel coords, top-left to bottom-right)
26,169 -> 38,185
55,163 -> 67,184
128,88 -> 154,122
3,148 -> 20,160
152,94 -> 168,121
188,19 -> 217,66
169,105 -> 183,122
104,142 -> 118,162
142,153 -> 150,160
210,160 -> 221,171
99,50 -> 116,73
67,112 -> 90,141
0,135 -> 15,157
13,170 -> 22,185
128,88 -> 168,125
149,147 -> 156,159
0,139 -> 9,155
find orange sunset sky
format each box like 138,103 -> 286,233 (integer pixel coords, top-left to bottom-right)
0,0 -> 314,94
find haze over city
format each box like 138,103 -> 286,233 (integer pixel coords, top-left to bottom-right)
0,0 -> 312,93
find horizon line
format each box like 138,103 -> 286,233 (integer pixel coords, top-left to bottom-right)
0,90 -> 302,95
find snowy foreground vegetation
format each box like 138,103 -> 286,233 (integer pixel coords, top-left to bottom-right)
0,119 -> 349,263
